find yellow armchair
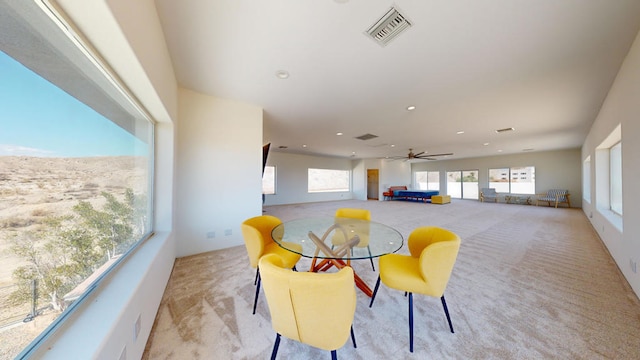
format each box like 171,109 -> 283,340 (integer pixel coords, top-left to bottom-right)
369,226 -> 461,352
241,215 -> 302,314
332,208 -> 375,271
259,254 -> 357,359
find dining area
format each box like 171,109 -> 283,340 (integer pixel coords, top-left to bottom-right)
242,207 -> 461,358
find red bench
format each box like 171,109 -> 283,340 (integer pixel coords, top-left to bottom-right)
383,186 -> 407,200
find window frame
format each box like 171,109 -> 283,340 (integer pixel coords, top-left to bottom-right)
262,165 -> 276,195
2,2 -> 156,358
610,142 -> 622,215
307,168 -> 350,193
415,170 -> 440,190
489,166 -> 536,194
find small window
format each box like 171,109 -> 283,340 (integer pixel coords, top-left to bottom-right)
583,156 -> 591,202
262,166 -> 276,194
308,168 -> 350,193
610,142 -> 622,215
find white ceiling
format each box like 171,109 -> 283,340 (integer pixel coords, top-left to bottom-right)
155,0 -> 640,160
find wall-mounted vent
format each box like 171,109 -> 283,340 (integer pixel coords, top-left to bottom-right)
366,7 -> 412,47
355,133 -> 379,141
495,127 -> 515,133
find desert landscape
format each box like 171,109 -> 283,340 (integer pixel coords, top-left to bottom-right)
0,155 -> 147,359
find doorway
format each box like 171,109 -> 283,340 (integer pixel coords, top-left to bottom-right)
367,169 -> 379,200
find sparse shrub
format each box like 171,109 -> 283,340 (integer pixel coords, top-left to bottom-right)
31,208 -> 50,217
1,217 -> 35,229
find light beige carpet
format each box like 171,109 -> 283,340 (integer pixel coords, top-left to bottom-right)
143,199 -> 640,359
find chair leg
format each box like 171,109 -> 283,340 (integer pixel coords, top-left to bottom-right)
331,350 -> 337,360
367,245 -> 375,271
253,272 -> 261,315
408,292 -> 414,353
271,333 -> 281,360
441,295 -> 454,333
350,325 -> 357,348
369,276 -> 381,308
254,267 -> 260,285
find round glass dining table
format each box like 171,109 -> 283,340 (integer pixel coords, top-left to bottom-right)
272,216 -> 404,297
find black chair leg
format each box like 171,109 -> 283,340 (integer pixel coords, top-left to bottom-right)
254,267 -> 260,285
367,245 -> 375,271
252,272 -> 261,315
350,325 -> 357,348
331,350 -> 337,360
271,333 -> 281,360
369,276 -> 381,308
441,295 -> 454,333
409,292 -> 414,353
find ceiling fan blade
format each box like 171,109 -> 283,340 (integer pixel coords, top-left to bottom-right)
419,152 -> 453,157
413,151 -> 425,157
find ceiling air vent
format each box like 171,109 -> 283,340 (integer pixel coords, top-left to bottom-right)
366,7 -> 412,47
355,133 -> 379,141
495,127 -> 515,133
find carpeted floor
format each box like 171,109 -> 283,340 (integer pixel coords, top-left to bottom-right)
142,199 -> 640,359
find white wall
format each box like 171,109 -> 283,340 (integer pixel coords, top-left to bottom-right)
412,149 -> 582,207
32,1 -> 178,359
264,151 -> 355,205
352,159 -> 366,200
582,29 -> 640,297
175,89 -> 263,256
380,159 -> 412,193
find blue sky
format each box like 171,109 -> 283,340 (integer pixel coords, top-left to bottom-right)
0,50 -> 147,157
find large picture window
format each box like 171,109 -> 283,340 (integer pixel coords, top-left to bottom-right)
308,168 -> 350,193
415,171 -> 440,190
0,2 -> 154,358
489,166 -> 535,194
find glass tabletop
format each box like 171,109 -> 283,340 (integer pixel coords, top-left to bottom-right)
272,216 -> 403,260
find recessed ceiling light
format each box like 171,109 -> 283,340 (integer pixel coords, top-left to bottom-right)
336,132 -> 343,136
275,70 -> 289,79
390,144 -> 395,147
407,105 -> 416,111
302,144 -> 307,148
497,149 -> 503,152
456,131 -> 465,135
483,142 -> 490,146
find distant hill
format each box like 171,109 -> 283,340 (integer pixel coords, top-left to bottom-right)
0,156 -> 147,285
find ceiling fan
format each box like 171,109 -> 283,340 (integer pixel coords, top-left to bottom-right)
389,148 -> 454,161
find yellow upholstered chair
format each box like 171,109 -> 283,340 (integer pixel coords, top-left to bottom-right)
369,226 -> 461,352
259,254 -> 357,359
332,208 -> 375,271
241,215 -> 302,315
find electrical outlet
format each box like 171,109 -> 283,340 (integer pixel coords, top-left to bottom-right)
133,314 -> 141,342
206,231 -> 215,239
224,229 -> 232,236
